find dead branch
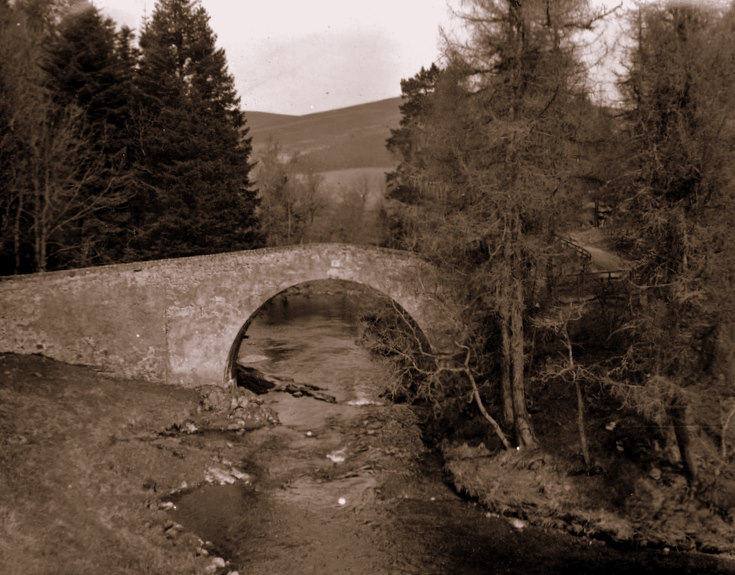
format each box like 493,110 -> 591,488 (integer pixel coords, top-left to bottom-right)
457,342 -> 512,450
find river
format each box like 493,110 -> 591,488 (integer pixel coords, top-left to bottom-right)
170,282 -> 734,574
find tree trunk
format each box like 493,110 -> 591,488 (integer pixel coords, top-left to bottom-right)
32,180 -> 45,273
500,315 -> 514,427
508,0 -> 522,122
510,278 -> 537,448
564,331 -> 590,467
669,403 -> 698,484
37,176 -> 50,273
13,188 -> 23,273
461,352 -> 511,450
499,271 -> 514,427
574,376 -> 590,467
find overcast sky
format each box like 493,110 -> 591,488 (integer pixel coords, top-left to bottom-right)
93,0 -> 453,115
92,1 -> 726,117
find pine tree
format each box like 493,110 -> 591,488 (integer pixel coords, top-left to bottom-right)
1,0 -> 127,273
385,64 -> 442,204
134,0 -> 260,259
0,0 -> 33,273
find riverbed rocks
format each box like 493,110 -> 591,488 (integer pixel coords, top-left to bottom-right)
233,364 -> 338,403
205,557 -> 224,572
196,384 -> 279,431
278,382 -> 337,403
204,464 -> 252,486
198,385 -> 256,412
163,520 -> 185,539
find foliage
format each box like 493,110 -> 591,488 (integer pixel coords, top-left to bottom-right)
0,0 -> 130,272
256,141 -> 387,246
382,0 -> 613,449
41,3 -> 137,267
255,140 -> 327,245
0,0 -> 40,273
0,0 -> 261,274
132,0 -> 260,259
606,1 -> 735,485
385,64 -> 442,207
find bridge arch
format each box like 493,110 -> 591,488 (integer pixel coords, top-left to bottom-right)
224,278 -> 434,384
0,244 -> 455,388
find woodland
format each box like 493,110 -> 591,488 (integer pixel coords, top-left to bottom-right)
3,0 -> 735,548
373,0 -> 735,546
0,0 -> 261,274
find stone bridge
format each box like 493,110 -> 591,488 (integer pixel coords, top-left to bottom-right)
0,244 -> 455,388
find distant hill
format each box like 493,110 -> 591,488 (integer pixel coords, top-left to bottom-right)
245,97 -> 402,173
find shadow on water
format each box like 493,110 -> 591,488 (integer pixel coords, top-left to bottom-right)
171,283 -> 735,574
391,496 -> 733,575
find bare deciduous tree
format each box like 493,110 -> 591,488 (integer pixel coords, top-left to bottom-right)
23,99 -> 130,271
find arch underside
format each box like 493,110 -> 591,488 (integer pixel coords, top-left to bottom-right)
164,245 -> 451,388
224,278 -> 433,385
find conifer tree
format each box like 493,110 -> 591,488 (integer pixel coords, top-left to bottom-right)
1,0 -> 127,273
0,0 -> 34,273
385,0 -> 611,448
609,2 -> 735,483
134,0 -> 260,259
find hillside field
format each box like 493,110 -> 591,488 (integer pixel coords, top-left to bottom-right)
245,97 -> 401,173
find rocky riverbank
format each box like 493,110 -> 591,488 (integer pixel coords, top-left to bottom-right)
440,438 -> 735,557
2,352 -> 734,574
0,353 -> 277,575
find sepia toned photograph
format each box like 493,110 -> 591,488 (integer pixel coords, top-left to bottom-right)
1,0 -> 735,573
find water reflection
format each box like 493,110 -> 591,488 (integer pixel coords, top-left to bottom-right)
236,286 -> 387,405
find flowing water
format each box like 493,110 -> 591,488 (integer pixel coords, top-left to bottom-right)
170,284 -> 734,574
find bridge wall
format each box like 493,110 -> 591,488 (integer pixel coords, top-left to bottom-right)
0,245 -> 453,387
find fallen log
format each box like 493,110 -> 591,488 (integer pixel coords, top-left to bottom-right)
235,364 -> 291,394
277,382 -> 336,404
234,364 -> 336,403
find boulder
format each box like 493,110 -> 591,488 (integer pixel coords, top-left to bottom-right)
198,385 -> 231,412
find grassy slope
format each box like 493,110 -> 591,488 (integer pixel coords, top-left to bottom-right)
245,98 -> 401,246
245,97 -> 401,172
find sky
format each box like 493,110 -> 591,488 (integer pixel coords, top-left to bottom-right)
93,0 -> 453,115
91,1 -> 727,117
